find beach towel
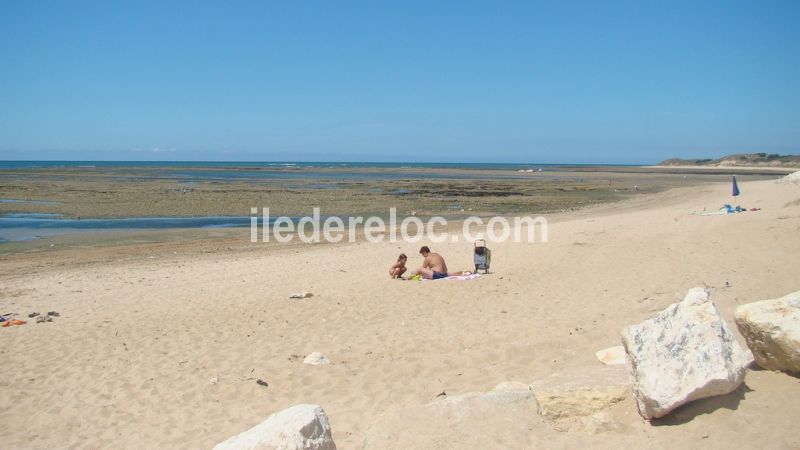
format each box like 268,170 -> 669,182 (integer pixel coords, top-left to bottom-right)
692,204 -> 753,216
693,210 -> 728,216
423,273 -> 482,281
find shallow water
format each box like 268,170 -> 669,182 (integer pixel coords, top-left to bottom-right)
0,198 -> 61,205
0,214 -> 275,242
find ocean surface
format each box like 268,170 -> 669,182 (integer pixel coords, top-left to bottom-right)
0,160 -> 632,170
0,160 -> 634,183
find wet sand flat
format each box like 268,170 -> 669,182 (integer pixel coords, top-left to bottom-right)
0,164 -> 782,221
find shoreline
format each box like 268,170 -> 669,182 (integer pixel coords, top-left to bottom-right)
0,179 -> 733,278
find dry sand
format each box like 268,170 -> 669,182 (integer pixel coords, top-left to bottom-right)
1,178 -> 799,449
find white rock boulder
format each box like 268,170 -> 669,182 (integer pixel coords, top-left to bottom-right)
213,404 -> 336,450
735,290 -> 800,374
621,287 -> 752,419
595,346 -> 626,366
303,352 -> 330,366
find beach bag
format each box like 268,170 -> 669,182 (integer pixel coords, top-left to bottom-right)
473,239 -> 491,274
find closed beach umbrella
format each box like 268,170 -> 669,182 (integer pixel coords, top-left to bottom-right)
732,176 -> 740,197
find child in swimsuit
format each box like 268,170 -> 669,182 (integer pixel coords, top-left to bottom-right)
389,253 -> 408,279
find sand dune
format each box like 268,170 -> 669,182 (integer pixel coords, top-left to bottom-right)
1,178 -> 799,449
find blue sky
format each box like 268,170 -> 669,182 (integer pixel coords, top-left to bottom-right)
1,1 -> 798,163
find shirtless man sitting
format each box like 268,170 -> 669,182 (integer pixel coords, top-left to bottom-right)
412,246 -> 461,280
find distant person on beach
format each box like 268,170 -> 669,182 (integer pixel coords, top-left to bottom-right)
389,253 -> 408,279
412,246 -> 461,280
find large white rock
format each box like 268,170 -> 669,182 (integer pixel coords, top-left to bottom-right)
363,382 -> 542,449
735,290 -> 800,374
621,288 -> 752,420
213,404 -> 336,450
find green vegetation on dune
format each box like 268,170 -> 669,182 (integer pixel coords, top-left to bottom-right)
658,153 -> 800,167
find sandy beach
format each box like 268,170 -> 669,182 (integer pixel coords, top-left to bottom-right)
0,176 -> 797,448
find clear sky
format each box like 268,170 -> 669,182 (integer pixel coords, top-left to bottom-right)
1,1 -> 798,164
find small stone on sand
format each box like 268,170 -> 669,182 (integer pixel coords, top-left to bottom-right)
595,346 -> 626,366
304,352 -> 330,365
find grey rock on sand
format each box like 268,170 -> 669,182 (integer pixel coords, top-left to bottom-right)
531,365 -> 629,432
363,382 -> 540,449
621,287 -> 753,419
213,404 -> 336,450
735,290 -> 800,374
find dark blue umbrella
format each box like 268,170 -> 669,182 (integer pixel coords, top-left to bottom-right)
732,176 -> 740,197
